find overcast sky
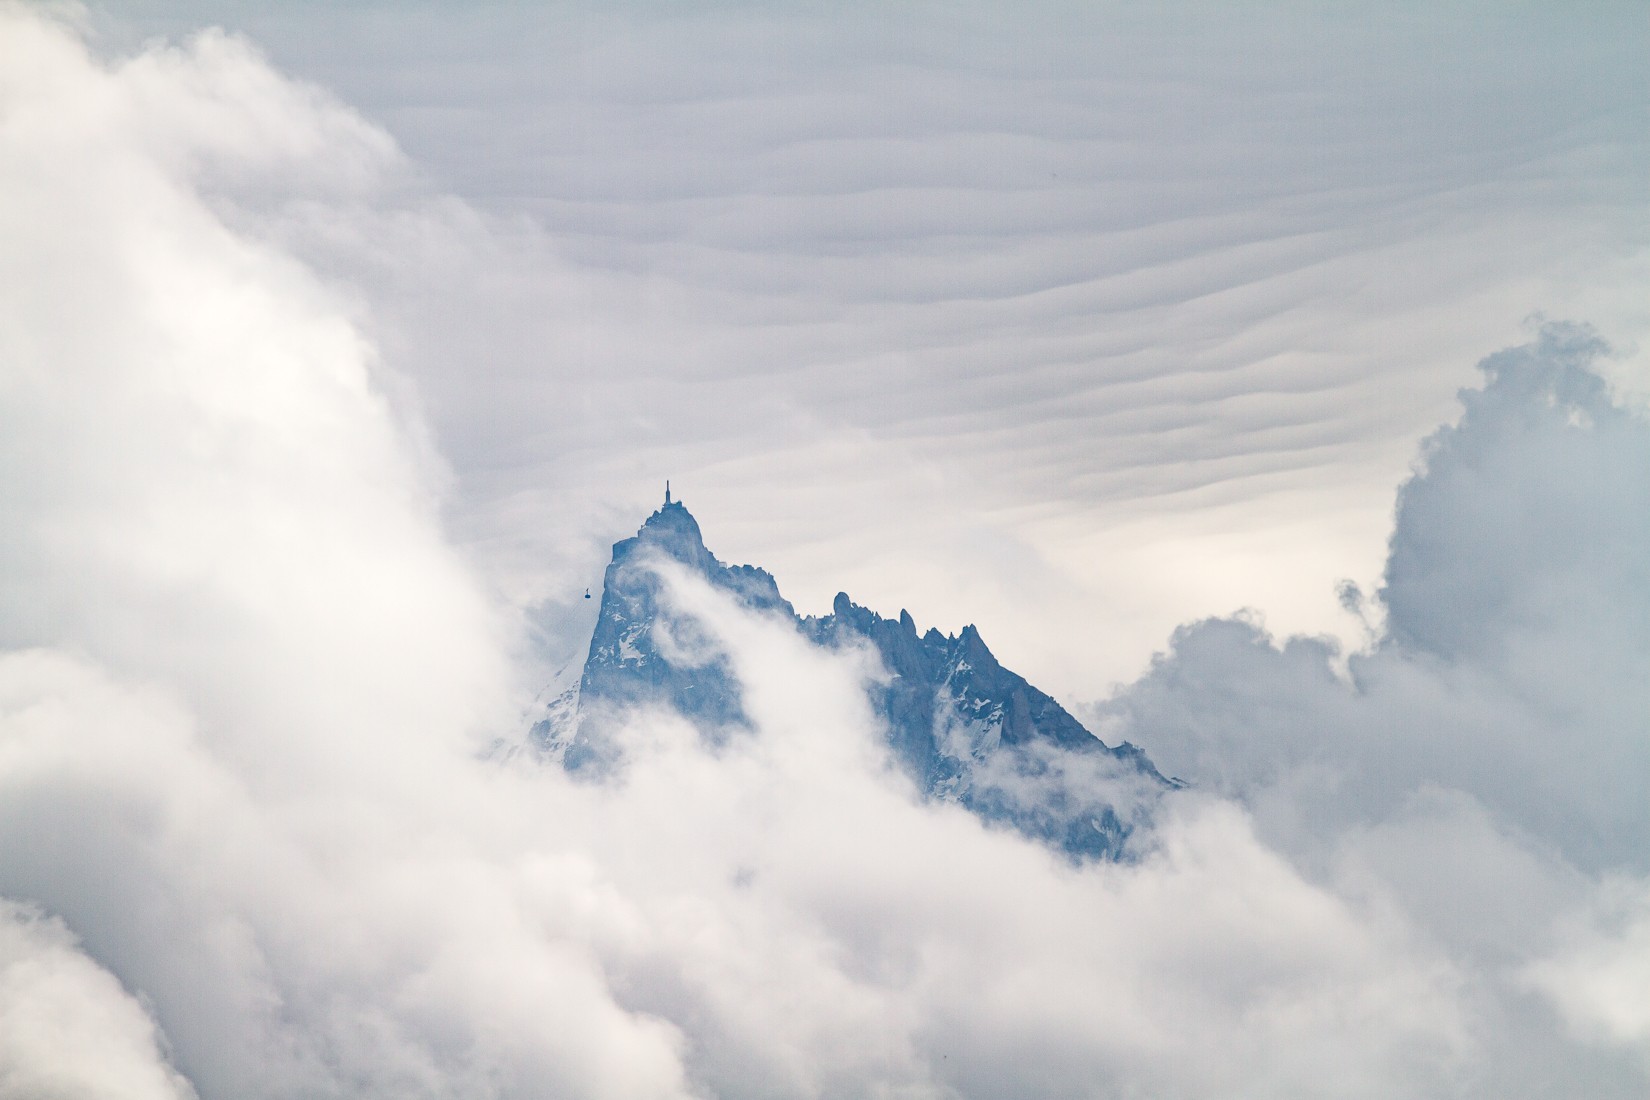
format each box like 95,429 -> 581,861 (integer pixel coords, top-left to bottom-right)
2,4 -> 1647,1098
84,0 -> 1650,694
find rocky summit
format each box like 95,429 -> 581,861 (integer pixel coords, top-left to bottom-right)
534,492 -> 1176,859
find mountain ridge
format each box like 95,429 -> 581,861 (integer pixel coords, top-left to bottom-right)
534,495 -> 1175,859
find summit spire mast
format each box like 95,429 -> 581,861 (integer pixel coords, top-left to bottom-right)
665,480 -> 671,505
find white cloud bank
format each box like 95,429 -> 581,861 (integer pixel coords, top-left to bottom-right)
0,900 -> 196,1100
0,9 -> 1645,1099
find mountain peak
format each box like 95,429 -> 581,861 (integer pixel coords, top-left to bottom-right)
640,497 -> 701,537
543,499 -> 1173,860
619,497 -> 712,571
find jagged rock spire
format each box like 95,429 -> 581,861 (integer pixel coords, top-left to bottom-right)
541,499 -> 1174,860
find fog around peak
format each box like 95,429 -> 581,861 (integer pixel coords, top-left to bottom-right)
1,7 -> 1647,1099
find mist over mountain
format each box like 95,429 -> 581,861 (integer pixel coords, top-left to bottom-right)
536,494 -> 1172,859
1,8 -> 1647,1100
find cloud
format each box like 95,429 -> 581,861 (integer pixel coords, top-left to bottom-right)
1527,877 -> 1650,1063
0,899 -> 196,1100
0,7 -> 1646,1099
0,5 -> 512,778
0,12 -> 682,1097
1092,324 -> 1650,1090
514,568 -> 1474,1098
1101,323 -> 1650,872
93,0 -> 1650,697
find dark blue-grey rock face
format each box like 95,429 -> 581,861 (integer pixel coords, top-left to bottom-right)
553,501 -> 791,770
801,593 -> 1172,858
537,499 -> 1174,859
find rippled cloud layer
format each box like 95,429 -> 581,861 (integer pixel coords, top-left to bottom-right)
90,0 -> 1650,690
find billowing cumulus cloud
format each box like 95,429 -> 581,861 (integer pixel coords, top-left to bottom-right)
0,900 -> 195,1100
1,7 -> 1647,1100
1092,321 -> 1650,1091
1100,322 -> 1649,869
1527,878 -> 1650,1063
